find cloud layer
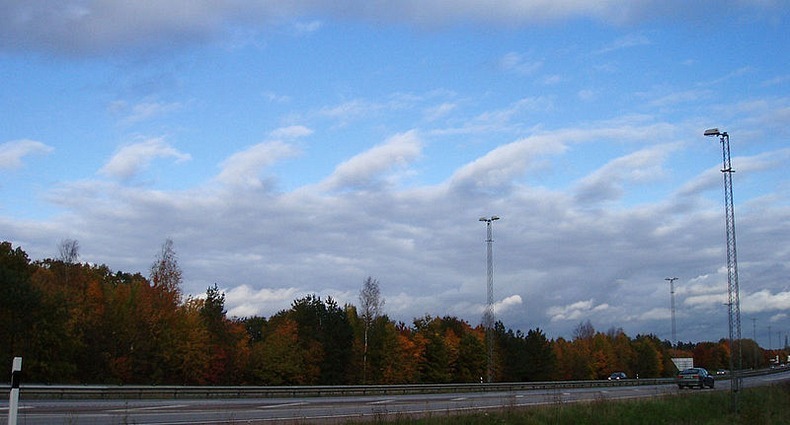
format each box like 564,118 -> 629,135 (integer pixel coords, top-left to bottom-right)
1,0 -> 787,345
1,1 -> 782,55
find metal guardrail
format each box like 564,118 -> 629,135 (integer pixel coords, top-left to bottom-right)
1,378 -> 669,400
3,367 -> 785,400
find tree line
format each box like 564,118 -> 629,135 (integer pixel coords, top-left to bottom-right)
1,240 -> 783,385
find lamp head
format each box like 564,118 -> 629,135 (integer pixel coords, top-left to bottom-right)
704,128 -> 721,137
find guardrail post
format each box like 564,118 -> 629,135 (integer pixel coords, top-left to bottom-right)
8,357 -> 22,425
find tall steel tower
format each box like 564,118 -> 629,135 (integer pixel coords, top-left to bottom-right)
479,215 -> 499,383
665,277 -> 678,346
705,128 -> 742,410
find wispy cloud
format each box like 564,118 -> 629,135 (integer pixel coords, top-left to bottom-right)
100,138 -> 191,181
3,1 -> 778,56
573,144 -> 676,204
320,130 -> 422,191
547,299 -> 609,322
269,125 -> 313,140
111,100 -> 183,125
216,141 -> 299,188
499,52 -> 543,75
0,139 -> 53,170
595,33 -> 651,54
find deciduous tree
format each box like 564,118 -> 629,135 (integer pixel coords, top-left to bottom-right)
149,239 -> 182,304
359,276 -> 384,384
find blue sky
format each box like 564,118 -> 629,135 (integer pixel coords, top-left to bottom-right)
1,1 -> 789,345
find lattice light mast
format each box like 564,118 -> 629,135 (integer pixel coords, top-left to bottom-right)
665,277 -> 678,346
705,128 -> 742,410
479,215 -> 499,383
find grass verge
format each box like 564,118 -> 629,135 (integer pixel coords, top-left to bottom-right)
358,381 -> 790,425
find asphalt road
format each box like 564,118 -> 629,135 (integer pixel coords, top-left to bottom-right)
2,370 -> 789,425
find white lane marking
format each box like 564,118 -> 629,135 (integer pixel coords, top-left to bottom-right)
452,397 -> 468,401
258,402 -> 307,409
107,404 -> 188,413
368,399 -> 395,405
0,406 -> 32,411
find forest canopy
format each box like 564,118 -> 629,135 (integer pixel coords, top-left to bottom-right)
0,241 -> 779,385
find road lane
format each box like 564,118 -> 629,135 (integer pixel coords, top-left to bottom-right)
3,370 -> 788,424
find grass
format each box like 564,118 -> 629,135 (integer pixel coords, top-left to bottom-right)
357,382 -> 790,425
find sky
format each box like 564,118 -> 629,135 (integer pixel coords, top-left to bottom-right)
1,1 -> 788,346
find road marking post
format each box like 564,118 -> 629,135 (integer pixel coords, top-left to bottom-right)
8,357 -> 22,425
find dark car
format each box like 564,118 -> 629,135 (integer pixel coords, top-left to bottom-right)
608,372 -> 627,380
676,367 -> 714,389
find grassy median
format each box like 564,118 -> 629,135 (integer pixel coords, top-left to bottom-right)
365,381 -> 790,425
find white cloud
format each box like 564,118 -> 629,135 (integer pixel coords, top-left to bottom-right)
547,299 -> 606,322
224,285 -> 300,317
543,75 -> 563,85
499,52 -> 543,75
423,102 -> 457,122
639,308 -> 669,321
320,131 -> 422,191
1,0 -> 787,349
573,144 -> 676,203
5,120 -> 788,343
494,295 -> 523,314
216,141 -> 299,187
449,134 -> 567,190
99,138 -> 191,180
769,313 -> 787,323
269,125 -> 313,139
741,290 -> 790,314
118,100 -> 183,124
4,1 -> 778,56
0,139 -> 53,170
595,33 -> 651,54
291,20 -> 322,36
578,89 -> 596,101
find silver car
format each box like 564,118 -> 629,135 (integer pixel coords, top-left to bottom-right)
676,367 -> 714,389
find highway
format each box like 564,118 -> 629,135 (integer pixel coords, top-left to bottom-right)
2,369 -> 789,425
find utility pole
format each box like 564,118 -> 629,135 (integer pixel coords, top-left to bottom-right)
665,277 -> 678,346
751,318 -> 758,368
479,215 -> 499,383
704,128 -> 742,412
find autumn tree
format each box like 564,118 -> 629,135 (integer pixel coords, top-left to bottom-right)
150,238 -> 182,304
58,239 -> 80,264
566,320 -> 595,380
693,341 -> 730,371
608,327 -> 635,377
591,332 -> 616,379
249,317 -> 306,384
359,276 -> 384,384
552,337 -> 574,380
413,315 -> 454,383
10,240 -> 778,386
102,270 -> 156,383
145,239 -> 187,383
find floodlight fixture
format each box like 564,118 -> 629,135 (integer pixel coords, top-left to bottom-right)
705,127 -> 741,412
704,128 -> 721,137
478,215 -> 500,383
